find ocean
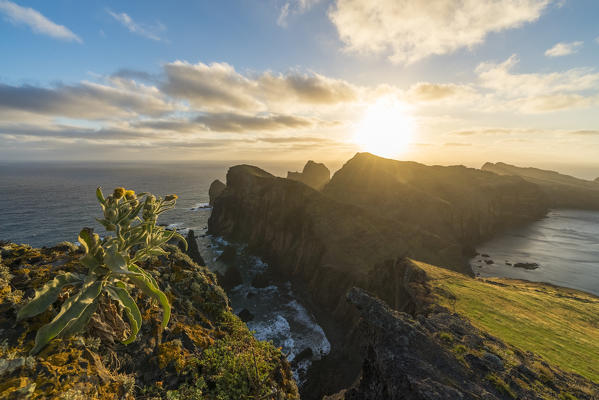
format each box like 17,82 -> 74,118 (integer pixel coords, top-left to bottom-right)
0,160 -> 329,385
471,209 -> 599,297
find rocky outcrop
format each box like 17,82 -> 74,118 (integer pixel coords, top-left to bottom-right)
178,229 -> 206,265
209,164 -> 461,325
287,160 -> 330,190
0,242 -> 298,399
326,287 -> 598,400
323,153 -> 548,253
208,179 -> 226,205
482,162 -> 599,210
595,177 -> 599,182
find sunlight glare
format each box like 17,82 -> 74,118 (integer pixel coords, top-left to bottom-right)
353,97 -> 415,159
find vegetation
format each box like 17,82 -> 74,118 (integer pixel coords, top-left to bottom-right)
16,187 -> 186,354
413,260 -> 599,383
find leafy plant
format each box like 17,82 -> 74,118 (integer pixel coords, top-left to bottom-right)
17,187 -> 187,354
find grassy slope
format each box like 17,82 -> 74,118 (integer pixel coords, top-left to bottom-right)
412,260 -> 599,383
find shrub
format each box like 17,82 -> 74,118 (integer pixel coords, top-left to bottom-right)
17,187 -> 186,354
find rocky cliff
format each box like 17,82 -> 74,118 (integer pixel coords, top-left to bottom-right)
482,162 -> 599,210
0,241 -> 298,399
208,179 -> 226,205
325,285 -> 598,399
324,153 -> 548,253
287,160 -> 330,190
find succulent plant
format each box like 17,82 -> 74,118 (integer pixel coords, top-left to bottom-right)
17,187 -> 186,354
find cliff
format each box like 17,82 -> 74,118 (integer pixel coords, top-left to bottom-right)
324,153 -> 548,253
287,160 -> 331,190
0,241 -> 298,399
208,179 -> 226,205
208,155 -> 554,398
326,282 -> 598,399
482,162 -> 599,210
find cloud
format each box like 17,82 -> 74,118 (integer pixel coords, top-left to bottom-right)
328,0 -> 552,64
0,79 -> 174,119
545,41 -> 583,57
474,54 -> 599,112
0,0 -> 81,42
195,113 -> 313,132
162,61 -> 358,111
277,0 -> 321,26
406,82 -> 477,103
107,10 -> 165,41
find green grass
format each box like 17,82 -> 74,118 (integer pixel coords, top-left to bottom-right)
413,260 -> 599,383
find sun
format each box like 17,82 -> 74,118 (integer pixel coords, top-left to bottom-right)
353,97 -> 415,158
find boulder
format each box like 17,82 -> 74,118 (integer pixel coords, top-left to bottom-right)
208,179 -> 226,205
287,160 -> 330,190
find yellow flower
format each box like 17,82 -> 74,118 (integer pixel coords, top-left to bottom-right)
113,187 -> 126,199
164,194 -> 178,201
125,190 -> 136,200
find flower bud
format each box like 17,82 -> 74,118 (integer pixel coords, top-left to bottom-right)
113,187 -> 126,199
125,190 -> 136,200
164,194 -> 178,201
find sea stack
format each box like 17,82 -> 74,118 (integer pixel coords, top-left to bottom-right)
208,179 -> 226,205
287,160 -> 330,190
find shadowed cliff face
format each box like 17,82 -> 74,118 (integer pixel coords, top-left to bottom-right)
207,155 -> 552,398
208,165 -> 459,321
324,153 -> 549,253
287,160 -> 331,190
482,162 -> 599,210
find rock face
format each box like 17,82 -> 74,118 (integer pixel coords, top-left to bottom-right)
207,155 -> 550,398
482,162 -> 599,210
178,229 -> 206,265
287,160 -> 330,190
324,153 -> 548,253
209,164 -> 461,325
326,287 -> 598,400
208,179 -> 226,205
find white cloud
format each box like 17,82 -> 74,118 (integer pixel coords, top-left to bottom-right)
328,0 -> 552,64
0,0 -> 81,42
476,55 -> 599,96
277,0 -> 321,26
107,10 -> 165,41
545,41 -> 583,57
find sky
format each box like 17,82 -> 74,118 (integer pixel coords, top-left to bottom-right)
1,0 -> 599,178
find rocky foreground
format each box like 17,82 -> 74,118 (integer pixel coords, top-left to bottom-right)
0,242 -> 298,399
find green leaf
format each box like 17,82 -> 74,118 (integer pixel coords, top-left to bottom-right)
78,228 -> 95,255
30,278 -> 104,355
172,232 -> 188,251
17,273 -> 83,321
96,187 -> 106,205
59,299 -> 98,339
104,243 -> 130,275
128,265 -> 170,331
106,283 -> 142,345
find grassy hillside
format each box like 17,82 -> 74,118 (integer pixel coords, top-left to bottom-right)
413,260 -> 599,383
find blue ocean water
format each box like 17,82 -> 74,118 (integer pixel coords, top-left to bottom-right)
0,160 -> 329,384
471,209 -> 599,296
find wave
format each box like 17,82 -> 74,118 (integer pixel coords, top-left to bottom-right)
190,202 -> 211,211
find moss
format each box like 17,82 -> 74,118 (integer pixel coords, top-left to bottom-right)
486,373 -> 516,399
0,242 -> 299,399
157,340 -> 190,373
437,331 -> 454,343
